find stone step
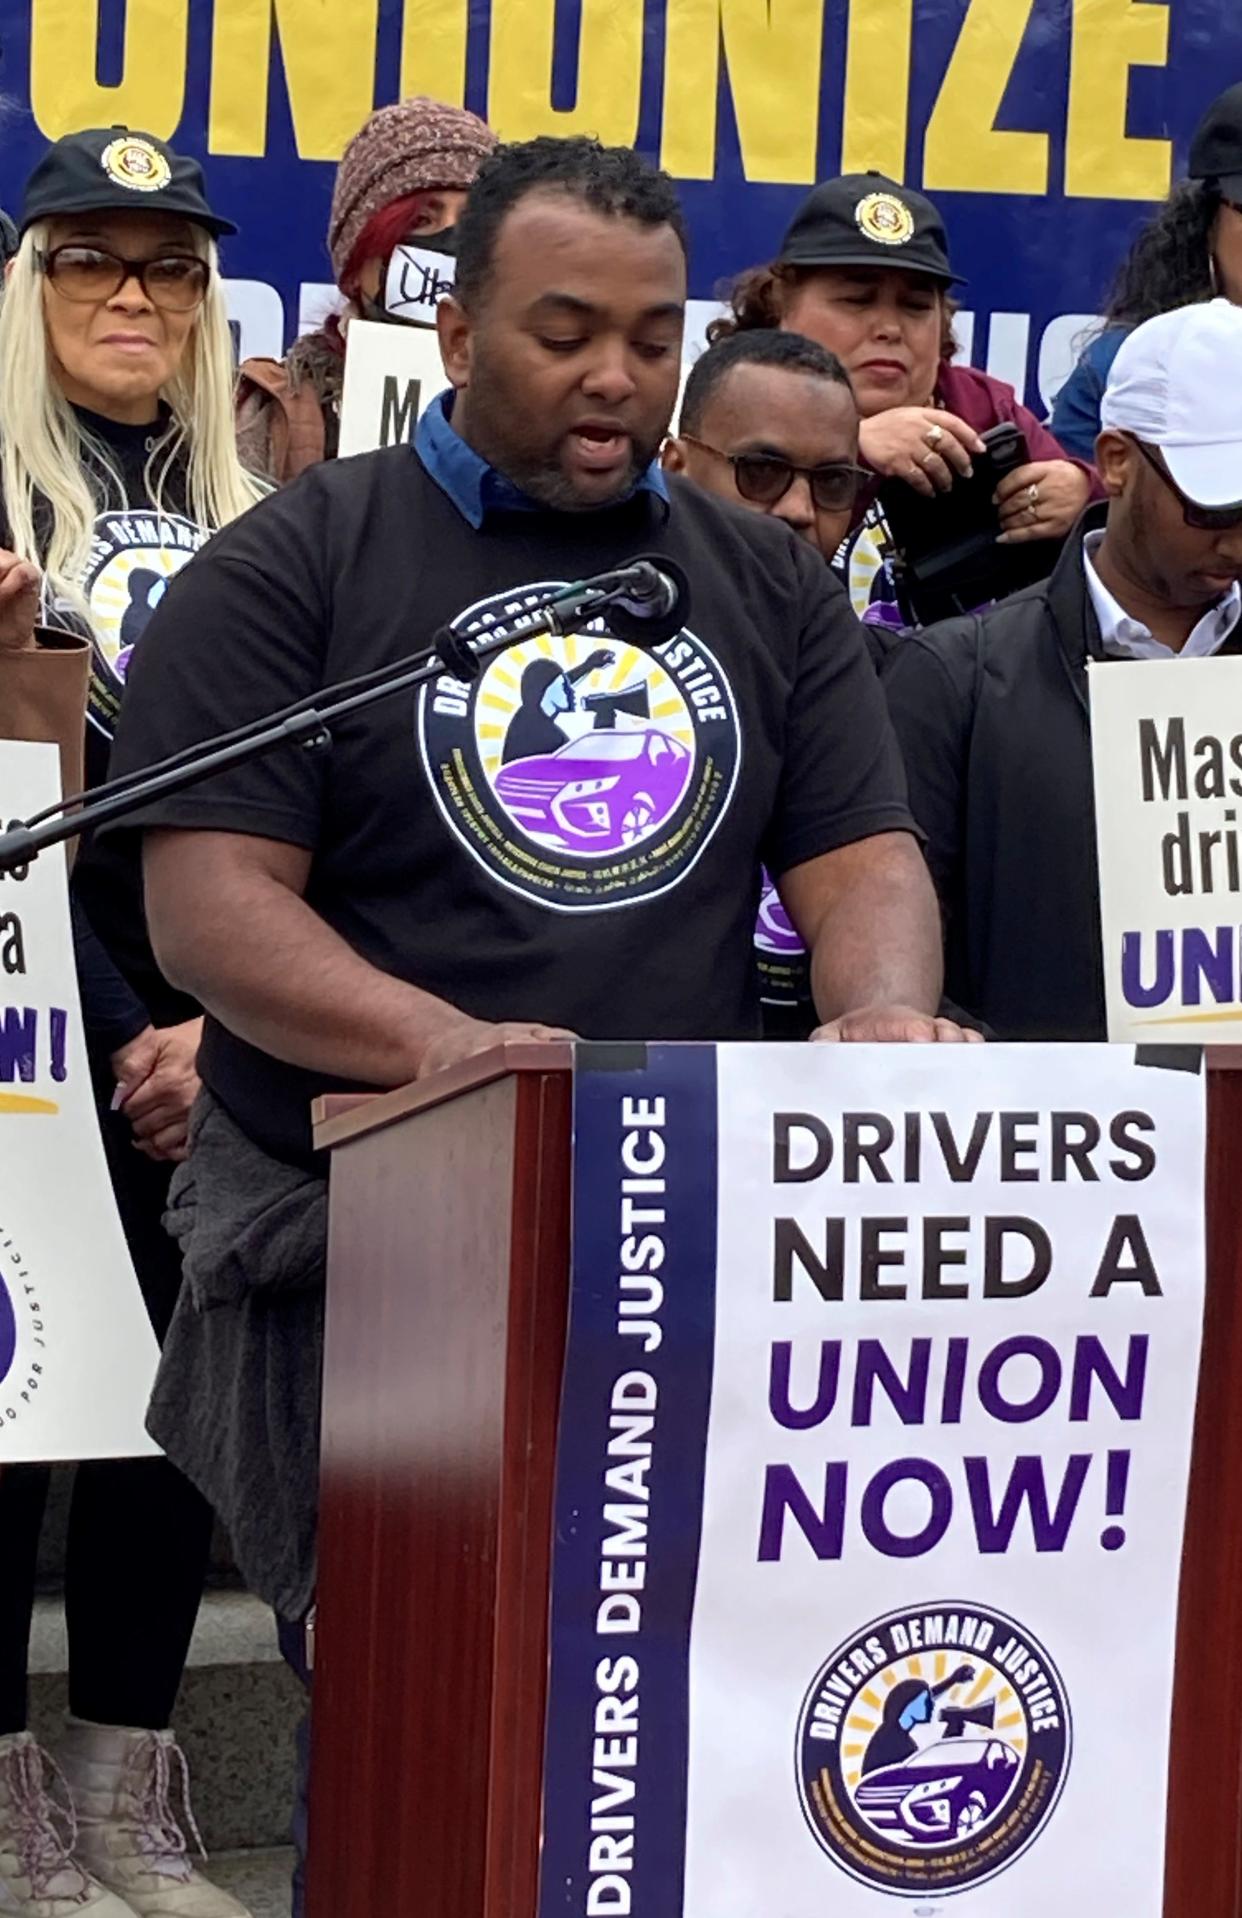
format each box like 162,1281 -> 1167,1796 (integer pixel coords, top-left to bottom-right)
28,1589 -> 303,1857
209,1846 -> 295,1918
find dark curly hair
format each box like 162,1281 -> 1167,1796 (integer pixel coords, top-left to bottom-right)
708,262 -> 959,362
1104,179 -> 1221,327
680,327 -> 851,435
454,136 -> 688,311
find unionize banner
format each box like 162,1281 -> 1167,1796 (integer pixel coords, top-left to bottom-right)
0,0 -> 1239,408
0,741 -> 158,1459
1090,655 -> 1242,1043
541,1041 -> 1206,1914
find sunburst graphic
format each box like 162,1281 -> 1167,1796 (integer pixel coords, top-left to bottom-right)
847,516 -> 889,618
88,545 -> 196,675
840,1652 -> 1027,1793
473,630 -> 694,783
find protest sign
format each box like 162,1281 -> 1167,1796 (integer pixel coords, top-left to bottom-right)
0,741 -> 158,1460
337,317 -> 448,459
1091,655 -> 1242,1042
384,244 -> 457,327
541,1042 -> 1205,1914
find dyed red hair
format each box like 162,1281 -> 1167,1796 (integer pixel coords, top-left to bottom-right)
337,190 -> 446,298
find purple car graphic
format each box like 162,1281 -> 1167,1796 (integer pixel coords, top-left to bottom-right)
494,728 -> 691,855
852,1738 -> 1020,1846
755,872 -> 806,957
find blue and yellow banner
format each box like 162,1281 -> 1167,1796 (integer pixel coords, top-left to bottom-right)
0,0 -> 1238,404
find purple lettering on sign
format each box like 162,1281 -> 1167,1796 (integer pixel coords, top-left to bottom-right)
859,1457 -> 953,1558
0,1007 -> 37,1082
965,1453 -> 1091,1553
977,1336 -> 1062,1423
768,1340 -> 841,1430
1069,1335 -> 1148,1422
851,1339 -> 932,1427
757,1462 -> 846,1561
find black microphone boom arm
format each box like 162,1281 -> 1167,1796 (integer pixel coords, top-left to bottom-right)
0,561 -> 689,875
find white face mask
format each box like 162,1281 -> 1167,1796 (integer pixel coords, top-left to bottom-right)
383,239 -> 457,327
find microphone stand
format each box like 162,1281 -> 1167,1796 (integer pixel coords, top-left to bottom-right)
0,573 -> 639,876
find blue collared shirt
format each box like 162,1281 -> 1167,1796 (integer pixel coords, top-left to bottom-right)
415,389 -> 668,529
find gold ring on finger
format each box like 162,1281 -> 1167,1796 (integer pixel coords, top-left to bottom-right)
922,450 -> 938,468
1028,483 -> 1040,506
925,424 -> 944,448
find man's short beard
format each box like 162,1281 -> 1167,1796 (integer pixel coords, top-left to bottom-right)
503,440 -> 653,511
455,353 -> 664,510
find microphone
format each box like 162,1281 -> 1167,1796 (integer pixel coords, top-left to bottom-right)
599,555 -> 690,646
0,557 -> 691,873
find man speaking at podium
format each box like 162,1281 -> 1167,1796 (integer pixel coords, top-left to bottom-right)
103,138 -> 972,1629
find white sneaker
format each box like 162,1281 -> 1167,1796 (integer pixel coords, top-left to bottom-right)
0,1732 -> 135,1917
57,1724 -> 250,1918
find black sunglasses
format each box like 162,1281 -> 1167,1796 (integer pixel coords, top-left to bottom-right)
681,436 -> 867,513
37,245 -> 210,313
1132,436 -> 1242,531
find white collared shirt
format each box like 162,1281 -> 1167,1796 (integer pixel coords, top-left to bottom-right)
1082,529 -> 1242,660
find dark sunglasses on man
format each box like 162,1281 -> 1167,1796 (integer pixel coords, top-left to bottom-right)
1131,436 -> 1242,531
36,244 -> 210,313
679,435 -> 867,513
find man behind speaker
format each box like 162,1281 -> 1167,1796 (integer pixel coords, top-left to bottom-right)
102,136 -> 974,1640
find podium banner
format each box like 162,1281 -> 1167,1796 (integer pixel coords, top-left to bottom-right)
0,741 -> 158,1460
542,1042 -> 1206,1915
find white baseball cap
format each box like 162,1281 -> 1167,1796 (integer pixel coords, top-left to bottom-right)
1100,298 -> 1242,508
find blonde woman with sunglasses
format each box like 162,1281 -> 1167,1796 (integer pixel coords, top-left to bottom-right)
0,127 -> 261,1918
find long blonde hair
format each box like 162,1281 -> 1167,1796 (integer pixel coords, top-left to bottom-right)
0,220 -> 265,628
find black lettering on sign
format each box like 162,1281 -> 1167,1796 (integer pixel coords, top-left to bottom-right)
380,376 -> 421,447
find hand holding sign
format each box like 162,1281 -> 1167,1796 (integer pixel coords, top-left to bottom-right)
0,549 -> 42,651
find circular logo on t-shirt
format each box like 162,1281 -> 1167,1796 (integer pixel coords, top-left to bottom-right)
81,508 -> 207,736
418,580 -> 740,911
797,1601 -> 1071,1897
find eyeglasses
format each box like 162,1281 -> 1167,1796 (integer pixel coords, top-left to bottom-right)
1132,436 -> 1242,531
37,246 -> 210,313
680,436 -> 868,513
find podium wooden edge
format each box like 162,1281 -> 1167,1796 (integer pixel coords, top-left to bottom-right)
310,1040 -> 576,1151
313,1043 -> 1242,1146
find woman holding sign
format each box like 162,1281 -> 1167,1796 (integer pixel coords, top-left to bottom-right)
236,94 -> 497,483
0,558 -> 89,796
0,129 -> 262,1918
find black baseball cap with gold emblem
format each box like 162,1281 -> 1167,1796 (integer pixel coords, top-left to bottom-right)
776,171 -> 959,283
20,126 -> 236,238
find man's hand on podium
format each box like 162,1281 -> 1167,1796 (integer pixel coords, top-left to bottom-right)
416,1015 -> 578,1080
811,1006 -> 985,1044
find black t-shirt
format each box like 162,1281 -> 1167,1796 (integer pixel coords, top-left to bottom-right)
15,408 -> 207,1032
106,448 -> 914,1165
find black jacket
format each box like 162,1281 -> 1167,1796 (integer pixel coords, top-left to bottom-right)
883,507 -> 1242,1041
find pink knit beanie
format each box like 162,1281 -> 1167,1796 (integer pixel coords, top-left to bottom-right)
328,97 -> 497,282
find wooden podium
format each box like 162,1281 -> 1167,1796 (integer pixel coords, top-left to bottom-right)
305,1048 -> 1242,1918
